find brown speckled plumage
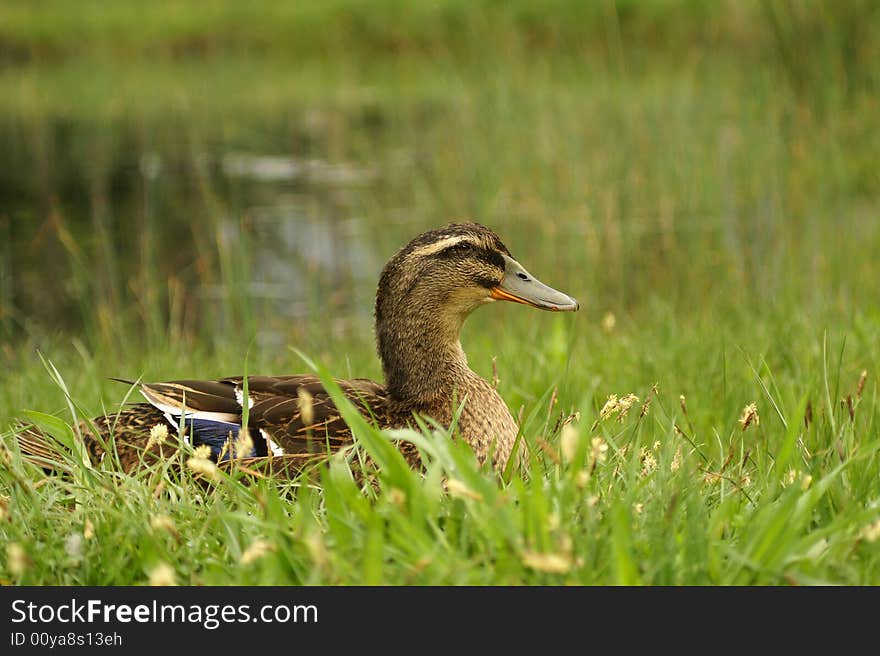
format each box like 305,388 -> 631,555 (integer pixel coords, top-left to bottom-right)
17,222 -> 577,477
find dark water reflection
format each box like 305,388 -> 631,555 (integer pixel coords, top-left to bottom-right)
0,116 -> 386,347
3,96 -> 873,355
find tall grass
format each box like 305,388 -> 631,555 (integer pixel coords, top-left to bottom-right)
2,336 -> 878,585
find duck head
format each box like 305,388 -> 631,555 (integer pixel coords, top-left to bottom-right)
375,222 -> 578,402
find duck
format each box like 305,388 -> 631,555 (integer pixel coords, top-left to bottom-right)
17,222 -> 578,477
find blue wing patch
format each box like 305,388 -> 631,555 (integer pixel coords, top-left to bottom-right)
186,418 -> 267,460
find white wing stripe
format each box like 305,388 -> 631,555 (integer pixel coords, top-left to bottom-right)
261,429 -> 285,457
234,386 -> 255,409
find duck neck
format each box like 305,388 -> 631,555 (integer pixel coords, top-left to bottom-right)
376,302 -> 472,407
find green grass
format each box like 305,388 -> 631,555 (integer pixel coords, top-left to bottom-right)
1,0 -> 880,585
2,308 -> 879,585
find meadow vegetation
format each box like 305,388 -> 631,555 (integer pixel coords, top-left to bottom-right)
1,0 -> 879,584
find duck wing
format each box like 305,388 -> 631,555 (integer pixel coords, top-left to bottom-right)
132,375 -> 387,458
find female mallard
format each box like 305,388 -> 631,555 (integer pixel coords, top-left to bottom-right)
19,223 -> 578,475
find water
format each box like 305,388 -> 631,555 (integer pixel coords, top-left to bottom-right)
0,117 -> 387,345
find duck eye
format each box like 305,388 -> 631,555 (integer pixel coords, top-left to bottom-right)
439,241 -> 475,257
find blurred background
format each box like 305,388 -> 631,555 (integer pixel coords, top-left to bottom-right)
0,0 -> 878,418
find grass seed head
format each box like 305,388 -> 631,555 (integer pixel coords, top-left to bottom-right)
148,562 -> 177,586
240,539 -> 274,565
521,550 -> 572,574
388,487 -> 407,509
446,478 -> 483,501
671,444 -> 683,472
601,312 -> 616,333
590,437 -> 608,465
150,514 -> 178,537
616,394 -> 639,421
599,394 -> 619,421
738,402 -> 760,431
640,447 -> 657,476
7,543 -> 29,576
860,520 -> 880,543
297,387 -> 315,427
83,518 -> 95,539
843,395 -> 854,422
560,424 -> 579,463
599,393 -> 639,423
233,428 -> 254,459
146,423 -> 168,450
856,370 -> 868,400
187,455 -> 220,481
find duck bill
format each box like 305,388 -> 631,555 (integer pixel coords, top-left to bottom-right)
490,254 -> 579,312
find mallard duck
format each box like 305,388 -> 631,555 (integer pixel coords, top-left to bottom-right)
18,222 -> 578,476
